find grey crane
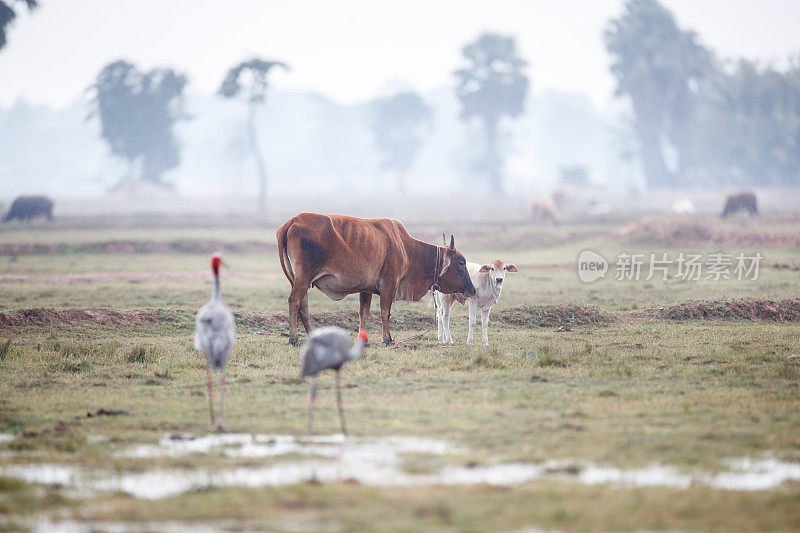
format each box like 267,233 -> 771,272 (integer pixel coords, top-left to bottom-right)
194,254 -> 236,431
301,327 -> 368,436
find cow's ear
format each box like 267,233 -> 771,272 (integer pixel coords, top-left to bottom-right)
504,264 -> 518,272
479,265 -> 491,273
449,235 -> 455,248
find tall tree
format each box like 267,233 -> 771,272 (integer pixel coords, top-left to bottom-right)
371,91 -> 433,192
88,60 -> 188,192
454,32 -> 529,194
0,0 -> 36,51
605,0 -> 712,188
219,58 -> 287,216
683,58 -> 800,186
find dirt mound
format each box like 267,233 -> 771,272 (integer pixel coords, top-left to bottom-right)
618,216 -> 800,247
0,305 -> 610,331
497,304 -> 611,328
0,308 -> 169,327
661,298 -> 800,321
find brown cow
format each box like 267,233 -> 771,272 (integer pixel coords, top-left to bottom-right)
721,191 -> 758,218
277,213 -> 476,345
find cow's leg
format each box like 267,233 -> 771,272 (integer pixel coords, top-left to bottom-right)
378,284 -> 397,345
298,293 -> 311,334
480,307 -> 491,346
288,281 -> 311,345
466,300 -> 477,346
359,292 -> 372,337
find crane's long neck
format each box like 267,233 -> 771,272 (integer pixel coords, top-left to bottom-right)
213,274 -> 221,300
348,339 -> 366,362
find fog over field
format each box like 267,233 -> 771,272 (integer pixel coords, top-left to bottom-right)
1,0 -> 799,204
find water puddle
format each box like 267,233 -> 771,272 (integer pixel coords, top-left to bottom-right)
0,433 -> 798,498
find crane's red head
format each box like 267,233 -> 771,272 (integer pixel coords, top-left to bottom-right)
211,255 -> 222,276
358,329 -> 368,343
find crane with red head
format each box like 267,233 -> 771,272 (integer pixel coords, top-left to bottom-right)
195,253 -> 236,431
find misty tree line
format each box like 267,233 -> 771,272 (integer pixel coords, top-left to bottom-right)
82,31 -> 528,208
606,0 -> 800,188
3,0 -> 798,206
0,0 -> 35,50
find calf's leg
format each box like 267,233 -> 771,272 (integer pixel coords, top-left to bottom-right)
480,307 -> 491,346
441,297 -> 455,344
466,300 -> 477,345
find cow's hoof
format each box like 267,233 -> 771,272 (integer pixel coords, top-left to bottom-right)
383,339 -> 394,346
289,338 -> 299,346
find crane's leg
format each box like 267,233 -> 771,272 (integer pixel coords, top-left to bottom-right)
335,370 -> 347,436
216,371 -> 226,432
206,363 -> 216,429
307,377 -> 318,436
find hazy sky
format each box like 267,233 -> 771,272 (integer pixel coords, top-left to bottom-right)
1,0 -> 798,109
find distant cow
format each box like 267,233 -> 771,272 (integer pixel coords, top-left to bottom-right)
3,195 -> 54,222
277,213 -> 476,345
530,199 -> 559,225
721,191 -> 758,218
437,259 -> 518,346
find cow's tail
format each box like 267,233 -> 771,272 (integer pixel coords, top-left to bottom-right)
276,218 -> 295,287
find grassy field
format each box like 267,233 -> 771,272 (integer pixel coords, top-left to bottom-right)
1,205 -> 799,531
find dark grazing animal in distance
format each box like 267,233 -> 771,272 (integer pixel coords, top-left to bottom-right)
721,191 -> 758,218
3,195 -> 54,222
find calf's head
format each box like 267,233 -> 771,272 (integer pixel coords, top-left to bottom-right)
479,259 -> 518,293
437,235 -> 476,297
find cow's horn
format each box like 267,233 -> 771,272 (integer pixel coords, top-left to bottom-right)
449,235 -> 454,248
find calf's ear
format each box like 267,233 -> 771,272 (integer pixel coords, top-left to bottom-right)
504,264 -> 518,272
479,265 -> 491,273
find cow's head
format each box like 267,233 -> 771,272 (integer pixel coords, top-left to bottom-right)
437,235 -> 476,297
479,259 -> 518,296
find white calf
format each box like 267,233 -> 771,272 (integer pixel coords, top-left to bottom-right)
437,259 -> 518,346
